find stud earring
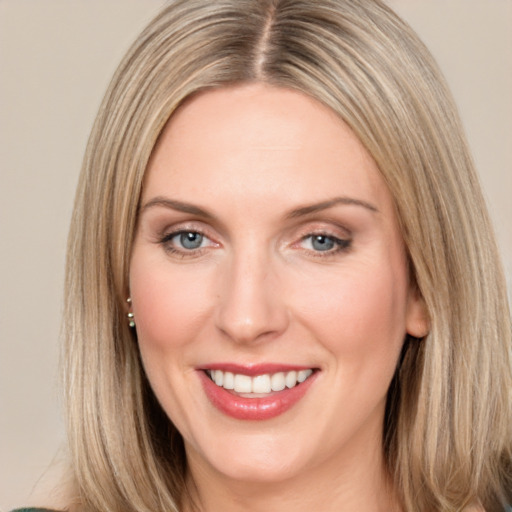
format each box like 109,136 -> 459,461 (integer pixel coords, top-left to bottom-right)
127,297 -> 135,328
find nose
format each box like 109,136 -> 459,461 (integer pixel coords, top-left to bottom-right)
215,249 -> 289,345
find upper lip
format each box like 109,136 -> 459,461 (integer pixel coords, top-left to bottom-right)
197,363 -> 317,376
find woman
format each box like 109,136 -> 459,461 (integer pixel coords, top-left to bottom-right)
17,0 -> 511,510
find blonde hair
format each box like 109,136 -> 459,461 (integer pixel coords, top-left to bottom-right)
64,0 -> 512,510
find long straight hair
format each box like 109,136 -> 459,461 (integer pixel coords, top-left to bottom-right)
64,1 -> 512,510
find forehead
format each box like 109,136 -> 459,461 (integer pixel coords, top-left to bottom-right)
144,84 -> 393,214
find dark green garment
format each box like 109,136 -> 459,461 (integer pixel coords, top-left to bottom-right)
11,509 -> 61,512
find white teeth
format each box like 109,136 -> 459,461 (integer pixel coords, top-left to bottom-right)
214,370 -> 223,387
285,370 -> 297,388
252,374 -> 271,393
234,374 -> 252,393
223,371 -> 234,390
207,368 -> 314,394
297,369 -> 313,382
270,372 -> 286,392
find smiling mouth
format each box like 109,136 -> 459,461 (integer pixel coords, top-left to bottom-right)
205,368 -> 314,396
200,365 -> 319,420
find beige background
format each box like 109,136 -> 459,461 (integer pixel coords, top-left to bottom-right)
1,1 -> 510,509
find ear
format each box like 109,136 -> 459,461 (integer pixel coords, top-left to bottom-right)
405,285 -> 429,338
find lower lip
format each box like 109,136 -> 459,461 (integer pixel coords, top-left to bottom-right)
199,370 -> 318,420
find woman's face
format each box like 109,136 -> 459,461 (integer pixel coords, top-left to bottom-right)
130,84 -> 428,485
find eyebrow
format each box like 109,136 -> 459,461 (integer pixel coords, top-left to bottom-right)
140,197 -> 215,219
140,195 -> 379,219
286,196 -> 379,218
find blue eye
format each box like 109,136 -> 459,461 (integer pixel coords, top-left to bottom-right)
300,234 -> 350,253
174,231 -> 204,250
159,227 -> 219,258
311,235 -> 335,251
159,229 -> 216,258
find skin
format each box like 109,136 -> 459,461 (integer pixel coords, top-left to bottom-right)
129,84 -> 429,512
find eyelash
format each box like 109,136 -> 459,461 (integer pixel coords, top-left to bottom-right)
159,229 -> 214,258
297,233 -> 352,257
158,229 -> 352,259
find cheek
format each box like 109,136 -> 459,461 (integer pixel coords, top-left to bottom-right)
129,253 -> 216,431
129,254 -> 214,356
292,254 -> 409,363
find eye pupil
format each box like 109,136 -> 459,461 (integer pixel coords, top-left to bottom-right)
180,232 -> 203,249
311,235 -> 335,251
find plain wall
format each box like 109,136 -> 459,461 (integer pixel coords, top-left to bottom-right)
1,1 -> 510,509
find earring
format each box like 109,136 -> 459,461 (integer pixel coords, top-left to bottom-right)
127,297 -> 135,328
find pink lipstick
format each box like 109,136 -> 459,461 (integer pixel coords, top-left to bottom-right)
198,364 -> 318,420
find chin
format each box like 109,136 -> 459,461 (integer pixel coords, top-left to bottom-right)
186,428 -> 318,483
211,456 -> 306,485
